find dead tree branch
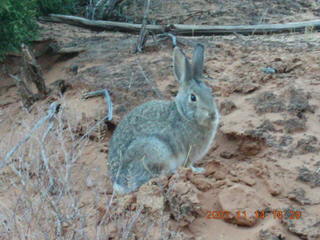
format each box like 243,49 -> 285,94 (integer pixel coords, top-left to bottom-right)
82,89 -> 113,121
1,102 -> 60,170
21,44 -> 48,97
134,0 -> 151,53
9,73 -> 37,109
41,14 -> 320,36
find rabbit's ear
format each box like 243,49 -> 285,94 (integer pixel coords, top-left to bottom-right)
192,43 -> 204,80
173,47 -> 192,85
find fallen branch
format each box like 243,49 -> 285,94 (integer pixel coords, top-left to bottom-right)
40,14 -> 163,33
1,102 -> 60,170
82,89 -> 113,121
41,14 -> 320,35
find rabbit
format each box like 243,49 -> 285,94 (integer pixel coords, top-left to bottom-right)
107,43 -> 220,194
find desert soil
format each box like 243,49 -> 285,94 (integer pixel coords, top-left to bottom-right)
1,1 -> 320,239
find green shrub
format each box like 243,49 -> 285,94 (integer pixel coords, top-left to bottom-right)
35,0 -> 81,16
0,0 -> 38,61
0,0 -> 85,60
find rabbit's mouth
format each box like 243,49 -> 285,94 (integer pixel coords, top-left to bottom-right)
196,109 -> 216,127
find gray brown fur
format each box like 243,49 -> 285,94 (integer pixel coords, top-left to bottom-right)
108,44 -> 220,194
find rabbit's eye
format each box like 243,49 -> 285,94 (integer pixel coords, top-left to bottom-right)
190,94 -> 197,102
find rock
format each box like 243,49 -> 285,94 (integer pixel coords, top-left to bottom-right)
287,188 -> 311,205
214,170 -> 227,180
165,169 -> 202,226
297,167 -> 320,187
261,67 -> 277,74
234,82 -> 259,94
189,175 -> 214,192
220,151 -> 235,159
137,183 -> 165,214
220,100 -> 237,115
282,210 -> 320,240
240,176 -> 256,186
218,184 -> 268,227
85,175 -> 96,188
239,138 -> 262,156
264,178 -> 283,196
70,65 -> 79,75
259,229 -> 286,240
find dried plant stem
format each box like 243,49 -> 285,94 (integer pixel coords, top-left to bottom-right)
1,102 -> 60,170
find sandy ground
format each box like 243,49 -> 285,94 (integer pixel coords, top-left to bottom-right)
1,3 -> 320,239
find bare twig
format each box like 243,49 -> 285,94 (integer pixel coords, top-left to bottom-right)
136,59 -> 163,99
82,89 -> 113,121
156,33 -> 177,47
1,102 -> 60,170
121,206 -> 144,240
9,73 -> 37,109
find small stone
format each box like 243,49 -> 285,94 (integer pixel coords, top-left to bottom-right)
259,229 -> 286,240
85,175 -> 96,188
189,175 -> 214,192
262,67 -> 277,74
240,176 -> 256,186
264,178 -> 282,196
239,140 -> 262,156
220,100 -> 237,115
297,167 -> 320,187
218,184 -> 268,227
287,188 -> 311,205
220,151 -> 234,159
137,183 -> 164,214
241,83 -> 259,94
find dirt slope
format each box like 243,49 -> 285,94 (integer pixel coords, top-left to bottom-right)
1,5 -> 320,240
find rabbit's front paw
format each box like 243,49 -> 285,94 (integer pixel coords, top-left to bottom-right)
190,165 -> 205,174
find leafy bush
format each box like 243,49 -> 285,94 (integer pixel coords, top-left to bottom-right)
35,0 -> 82,16
0,0 -> 85,60
0,0 -> 38,60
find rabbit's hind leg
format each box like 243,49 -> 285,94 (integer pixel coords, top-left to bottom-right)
124,137 -> 175,190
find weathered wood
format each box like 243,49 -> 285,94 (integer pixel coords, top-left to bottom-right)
9,73 -> 37,109
21,44 -> 48,96
134,0 -> 151,53
170,21 -> 320,35
40,14 -> 164,33
41,14 -> 320,35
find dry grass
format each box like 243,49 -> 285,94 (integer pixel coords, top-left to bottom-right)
0,97 -> 185,240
